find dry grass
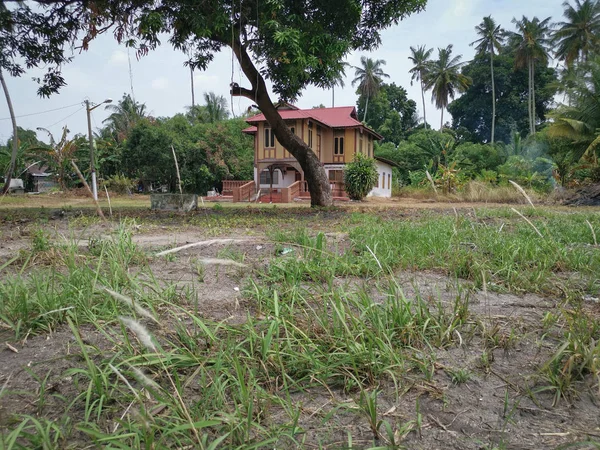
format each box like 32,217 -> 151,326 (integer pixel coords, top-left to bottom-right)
397,181 -> 541,204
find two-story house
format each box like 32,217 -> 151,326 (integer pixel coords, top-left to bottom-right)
241,103 -> 395,201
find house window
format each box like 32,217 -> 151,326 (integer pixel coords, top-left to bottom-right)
260,170 -> 279,185
334,136 -> 344,155
290,127 -> 295,135
382,172 -> 386,189
264,127 -> 275,148
359,137 -> 363,154
328,170 -> 344,182
308,129 -> 313,148
388,173 -> 391,189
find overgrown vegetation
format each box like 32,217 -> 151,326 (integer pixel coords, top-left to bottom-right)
0,206 -> 599,448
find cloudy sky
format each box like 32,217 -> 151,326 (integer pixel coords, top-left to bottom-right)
1,0 -> 565,144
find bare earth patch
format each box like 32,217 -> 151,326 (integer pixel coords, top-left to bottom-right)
1,208 -> 599,449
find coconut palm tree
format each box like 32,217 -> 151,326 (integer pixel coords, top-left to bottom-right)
550,57 -> 600,163
103,94 -> 147,142
424,45 -> 471,130
408,45 -> 433,129
352,56 -> 390,122
471,16 -> 505,144
0,69 -> 18,194
329,62 -> 349,108
553,0 -> 600,68
203,92 -> 229,123
510,16 -> 552,136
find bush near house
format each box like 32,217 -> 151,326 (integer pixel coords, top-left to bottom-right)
344,153 -> 378,201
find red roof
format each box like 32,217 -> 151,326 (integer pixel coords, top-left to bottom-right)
245,106 -> 381,139
242,126 -> 257,134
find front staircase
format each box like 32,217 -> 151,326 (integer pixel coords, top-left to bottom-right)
216,180 -> 348,203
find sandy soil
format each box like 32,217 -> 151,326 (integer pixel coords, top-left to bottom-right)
1,209 -> 599,449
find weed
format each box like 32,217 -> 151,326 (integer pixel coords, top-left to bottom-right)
358,389 -> 383,440
192,258 -> 206,282
447,367 -> 472,385
32,228 -> 51,253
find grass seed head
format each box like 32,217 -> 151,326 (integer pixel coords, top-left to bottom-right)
119,316 -> 157,352
104,287 -> 157,323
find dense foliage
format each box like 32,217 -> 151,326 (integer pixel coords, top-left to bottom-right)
344,153 -> 379,200
448,48 -> 557,144
2,0 -> 600,197
357,83 -> 418,145
1,94 -> 254,194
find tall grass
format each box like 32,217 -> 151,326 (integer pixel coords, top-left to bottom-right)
0,224 -> 161,338
1,209 -> 600,448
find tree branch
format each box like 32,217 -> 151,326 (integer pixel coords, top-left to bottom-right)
229,83 -> 255,100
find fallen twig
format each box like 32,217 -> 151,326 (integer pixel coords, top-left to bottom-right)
155,238 -> 248,257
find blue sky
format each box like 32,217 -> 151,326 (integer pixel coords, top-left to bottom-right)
0,0 -> 565,144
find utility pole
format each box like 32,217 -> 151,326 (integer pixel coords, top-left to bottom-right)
85,98 -> 112,201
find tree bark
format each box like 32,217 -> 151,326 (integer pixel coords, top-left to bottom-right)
490,51 -> 496,145
528,59 -> 534,136
190,66 -> 195,107
420,78 -> 427,130
229,37 -> 332,207
440,108 -> 444,130
363,95 -> 369,123
531,59 -> 536,136
1,70 -> 18,195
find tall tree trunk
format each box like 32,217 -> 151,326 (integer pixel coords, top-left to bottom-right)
527,59 -> 534,136
1,70 -> 18,195
490,51 -> 496,145
331,85 -> 335,107
363,95 -> 369,123
190,66 -> 195,107
229,37 -> 332,207
531,59 -> 536,136
440,108 -> 444,130
420,78 -> 428,129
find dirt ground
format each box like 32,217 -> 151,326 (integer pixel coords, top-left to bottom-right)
1,204 -> 599,449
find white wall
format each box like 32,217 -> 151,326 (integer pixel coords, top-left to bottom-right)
368,161 -> 393,198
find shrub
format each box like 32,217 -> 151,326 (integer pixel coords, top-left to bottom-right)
344,153 -> 378,201
408,170 -> 427,186
103,174 -> 135,194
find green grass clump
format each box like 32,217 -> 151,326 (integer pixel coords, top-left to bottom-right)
2,207 -> 600,449
0,225 -> 163,338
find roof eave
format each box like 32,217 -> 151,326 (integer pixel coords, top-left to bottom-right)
374,156 -> 399,168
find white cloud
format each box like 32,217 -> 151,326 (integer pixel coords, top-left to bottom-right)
151,77 -> 169,90
439,0 -> 481,31
193,73 -> 219,85
109,50 -> 128,66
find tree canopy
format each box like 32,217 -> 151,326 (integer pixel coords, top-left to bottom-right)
448,47 -> 557,144
1,0 -> 428,206
356,83 -> 417,144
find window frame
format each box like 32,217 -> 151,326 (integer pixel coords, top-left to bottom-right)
264,127 -> 275,148
260,170 -> 279,185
